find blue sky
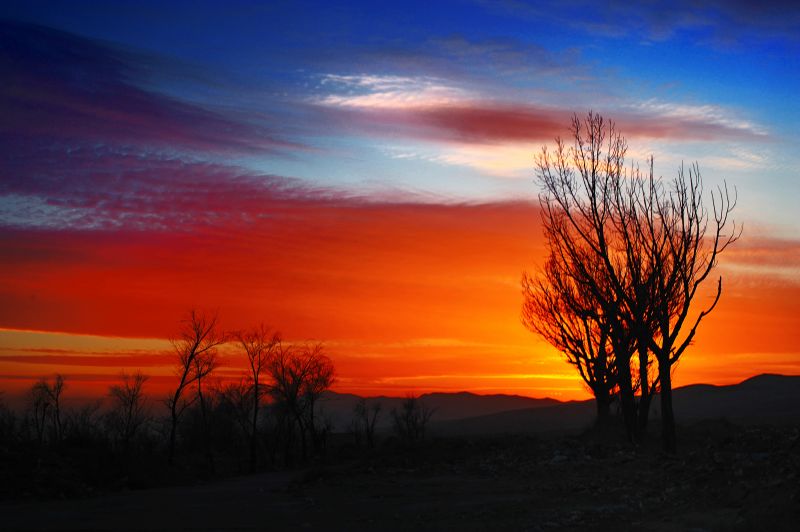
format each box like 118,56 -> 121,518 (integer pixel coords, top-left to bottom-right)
2,0 -> 799,231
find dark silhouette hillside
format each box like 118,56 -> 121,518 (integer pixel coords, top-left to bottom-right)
671,374 -> 800,424
318,390 -> 560,431
432,374 -> 800,436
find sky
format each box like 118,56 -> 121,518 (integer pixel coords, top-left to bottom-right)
1,0 -> 799,402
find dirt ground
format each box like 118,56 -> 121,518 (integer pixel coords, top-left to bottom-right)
3,422 -> 799,531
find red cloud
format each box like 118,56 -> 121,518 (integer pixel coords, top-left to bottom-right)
319,103 -> 767,144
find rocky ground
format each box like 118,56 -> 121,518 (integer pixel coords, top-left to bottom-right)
3,421 -> 799,531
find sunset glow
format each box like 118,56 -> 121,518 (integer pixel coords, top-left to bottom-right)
1,1 -> 799,404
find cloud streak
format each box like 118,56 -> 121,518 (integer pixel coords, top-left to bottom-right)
315,75 -> 768,145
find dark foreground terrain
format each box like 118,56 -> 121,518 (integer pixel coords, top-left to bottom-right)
3,421 -> 799,531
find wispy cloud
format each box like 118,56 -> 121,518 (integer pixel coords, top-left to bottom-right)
722,234 -> 800,284
316,74 -> 470,109
316,83 -> 769,149
0,140 -> 332,232
627,100 -> 769,139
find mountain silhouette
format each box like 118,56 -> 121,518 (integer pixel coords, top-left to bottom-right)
320,374 -> 800,436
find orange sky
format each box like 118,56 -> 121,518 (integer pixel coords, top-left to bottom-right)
1,200 -> 799,403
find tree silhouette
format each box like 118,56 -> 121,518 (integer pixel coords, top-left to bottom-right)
391,395 -> 434,443
522,253 -> 619,423
29,379 -> 51,446
166,309 -> 226,465
351,398 -> 382,449
532,112 -> 738,450
216,378 -> 254,467
534,113 -> 646,440
299,343 -> 335,454
106,371 -> 149,457
29,374 -> 65,445
235,324 -> 280,472
268,342 -> 335,463
643,163 -> 739,452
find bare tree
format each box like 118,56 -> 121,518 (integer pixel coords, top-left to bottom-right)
65,400 -> 103,442
644,164 -> 739,452
29,374 -> 65,444
235,324 -> 280,472
300,344 -> 335,454
533,112 -> 738,451
217,378 -> 254,468
535,113 -> 647,440
166,309 -> 225,465
106,371 -> 149,455
391,395 -> 434,443
268,342 -> 302,463
29,380 -> 50,446
522,253 -> 619,423
193,340 -> 220,472
351,398 -> 382,448
268,342 -> 335,462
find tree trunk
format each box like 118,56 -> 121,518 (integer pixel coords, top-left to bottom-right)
197,382 -> 215,474
283,417 -> 295,467
250,390 -> 259,473
594,393 -> 611,426
297,414 -> 308,462
616,357 -> 637,443
168,410 -> 178,466
53,405 -> 62,444
637,343 -> 651,435
658,359 -> 677,453
638,391 -> 653,435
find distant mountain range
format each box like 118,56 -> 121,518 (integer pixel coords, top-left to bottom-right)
319,390 -> 560,431
320,374 -> 800,435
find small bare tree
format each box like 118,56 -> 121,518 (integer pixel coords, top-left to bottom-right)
351,398 -> 382,449
65,401 -> 102,442
391,395 -> 434,444
217,379 -> 253,468
300,344 -> 335,454
106,371 -> 149,455
166,309 -> 225,465
268,342 -> 303,464
236,324 -> 280,472
29,380 -> 50,446
268,342 -> 335,462
29,374 -> 65,444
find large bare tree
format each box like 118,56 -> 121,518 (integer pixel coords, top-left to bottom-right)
532,112 -> 738,451
535,113 -> 647,440
166,309 -> 225,465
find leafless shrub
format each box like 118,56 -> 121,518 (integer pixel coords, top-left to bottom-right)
391,395 -> 434,444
